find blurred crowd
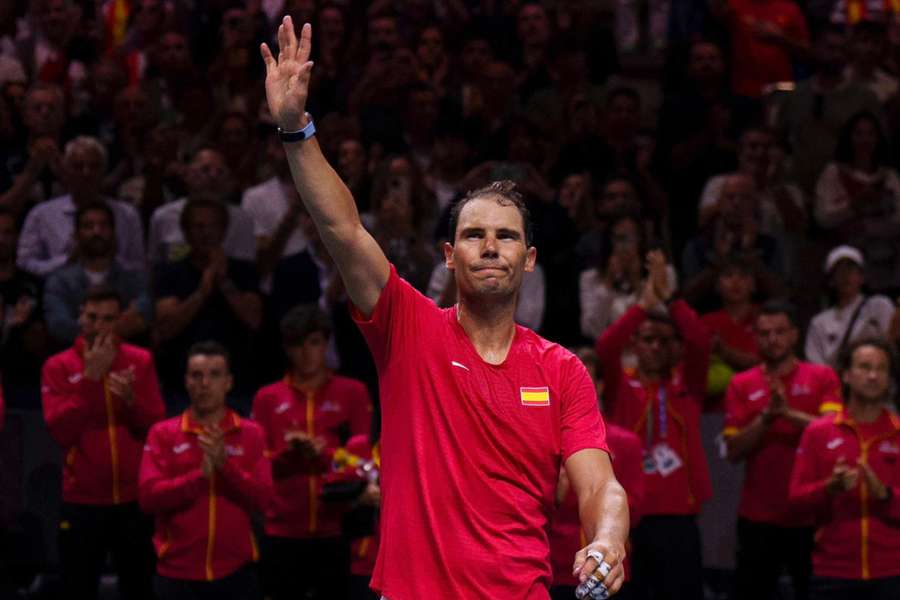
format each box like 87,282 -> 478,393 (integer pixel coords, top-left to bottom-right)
1,0 -> 900,599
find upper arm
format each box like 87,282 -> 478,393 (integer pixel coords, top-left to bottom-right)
331,224 -> 390,318
155,296 -> 180,319
565,448 -> 618,498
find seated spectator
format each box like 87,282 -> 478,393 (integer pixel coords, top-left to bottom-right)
17,135 -> 146,277
154,198 -> 262,406
845,20 -> 898,104
579,213 -> 676,340
139,341 -> 271,600
805,245 -> 894,368
336,137 -> 372,214
0,207 -> 46,403
16,0 -> 89,88
241,134 -> 307,282
814,111 -> 900,292
252,305 -> 372,600
701,256 -> 762,398
43,202 -> 151,347
148,146 -> 256,266
790,338 -> 900,600
576,177 -> 654,267
775,25 -> 881,194
41,284 -> 164,600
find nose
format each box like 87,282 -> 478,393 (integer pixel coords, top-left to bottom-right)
481,235 -> 498,258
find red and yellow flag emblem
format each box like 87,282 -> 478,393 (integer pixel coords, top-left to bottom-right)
520,387 -> 550,406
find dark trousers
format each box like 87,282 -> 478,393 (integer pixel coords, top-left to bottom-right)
350,574 -> 380,600
734,518 -> 813,600
810,575 -> 900,600
630,515 -> 703,600
58,501 -> 155,600
155,564 -> 260,600
262,535 -> 350,600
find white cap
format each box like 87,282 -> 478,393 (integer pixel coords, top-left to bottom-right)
824,245 -> 864,273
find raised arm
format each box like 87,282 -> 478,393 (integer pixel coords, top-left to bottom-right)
261,18 -> 389,316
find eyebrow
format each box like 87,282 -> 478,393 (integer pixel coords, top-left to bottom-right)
458,226 -> 522,240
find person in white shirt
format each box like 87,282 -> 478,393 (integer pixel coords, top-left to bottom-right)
16,136 -> 145,277
147,147 -> 256,267
805,245 -> 895,368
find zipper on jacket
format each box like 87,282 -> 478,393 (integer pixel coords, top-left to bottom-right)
206,471 -> 217,581
103,378 -> 121,504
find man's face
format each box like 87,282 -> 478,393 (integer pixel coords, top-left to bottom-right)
633,320 -> 675,374
606,94 -> 639,136
719,175 -> 756,223
688,42 -> 724,82
816,31 -> 847,74
185,354 -> 232,415
187,149 -> 232,201
337,139 -> 366,181
76,209 -> 114,258
418,27 -> 444,67
461,39 -> 493,76
738,130 -> 772,174
755,313 -> 797,363
830,260 -> 864,297
285,331 -> 329,377
558,174 -> 587,215
37,0 -> 71,45
156,32 -> 191,72
318,7 -> 345,42
23,88 -> 64,136
717,268 -> 754,305
79,299 -> 120,342
114,85 -> 151,127
0,214 -> 17,262
844,345 -> 891,403
63,146 -> 105,198
368,16 -> 399,51
184,206 -> 227,255
406,88 -> 438,131
445,196 -> 536,302
517,4 -> 550,45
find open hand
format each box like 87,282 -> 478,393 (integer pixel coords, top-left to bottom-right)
108,366 -> 136,407
261,17 -> 314,131
826,456 -> 859,496
199,425 -> 226,476
84,333 -> 117,381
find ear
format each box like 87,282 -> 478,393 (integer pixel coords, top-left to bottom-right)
443,241 -> 455,270
225,374 -> 234,394
524,246 -> 537,273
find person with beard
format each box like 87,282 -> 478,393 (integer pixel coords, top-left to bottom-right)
41,284 -> 165,600
260,19 -> 629,598
43,202 -> 151,347
723,301 -> 843,600
790,338 -> 900,600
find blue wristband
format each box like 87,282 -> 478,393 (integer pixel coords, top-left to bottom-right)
278,114 -> 315,143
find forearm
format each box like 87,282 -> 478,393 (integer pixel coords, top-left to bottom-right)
725,414 -> 769,462
782,409 -> 816,429
222,290 -> 262,331
155,291 -> 208,341
718,343 -> 759,371
580,478 -> 630,548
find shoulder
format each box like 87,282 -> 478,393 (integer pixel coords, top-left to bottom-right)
807,309 -> 832,329
108,198 -> 140,219
522,330 -> 585,377
806,412 -> 840,438
44,347 -> 77,370
239,418 -> 267,442
730,365 -> 763,389
332,375 -> 368,395
149,415 -> 182,438
120,343 -> 153,363
799,361 -> 837,378
241,177 -> 278,204
866,295 -> 894,312
151,199 -> 185,222
254,380 -> 288,402
45,263 -> 79,284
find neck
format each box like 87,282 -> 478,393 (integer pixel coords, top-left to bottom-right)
191,405 -> 225,427
847,396 -> 883,423
764,354 -> 797,376
637,367 -> 665,383
724,301 -> 753,319
83,255 -> 112,272
289,368 -> 328,390
836,291 -> 861,309
457,295 -> 518,365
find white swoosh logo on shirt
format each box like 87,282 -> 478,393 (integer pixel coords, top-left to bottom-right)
826,438 -> 844,450
451,361 -> 470,372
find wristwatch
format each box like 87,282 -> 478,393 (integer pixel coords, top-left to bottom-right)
278,113 -> 315,143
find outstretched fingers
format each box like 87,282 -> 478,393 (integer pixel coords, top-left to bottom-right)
298,22 -> 312,62
260,42 -> 275,71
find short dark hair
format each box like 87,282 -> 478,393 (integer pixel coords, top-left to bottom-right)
75,201 -> 115,230
758,300 -> 798,327
280,304 -> 332,347
82,284 -> 123,308
448,180 -> 533,246
838,336 -> 897,377
187,340 -> 231,370
180,198 -> 230,236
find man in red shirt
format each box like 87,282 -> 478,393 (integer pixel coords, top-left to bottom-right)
790,338 -> 900,599
596,251 -> 712,600
139,341 -> 272,600
41,285 -> 165,600
252,304 -> 372,600
724,301 -> 842,600
260,18 -> 629,599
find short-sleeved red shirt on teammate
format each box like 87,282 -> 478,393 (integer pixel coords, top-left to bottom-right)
352,266 -> 608,600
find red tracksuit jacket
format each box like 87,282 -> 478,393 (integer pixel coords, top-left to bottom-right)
42,337 -> 165,505
251,373 -> 372,538
139,410 -> 272,581
596,301 -> 712,515
549,423 -> 645,586
790,407 -> 900,580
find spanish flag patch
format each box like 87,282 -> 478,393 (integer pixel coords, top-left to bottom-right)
520,386 -> 550,406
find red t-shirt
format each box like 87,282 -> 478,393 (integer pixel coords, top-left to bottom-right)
728,0 -> 809,97
352,266 -> 608,599
701,309 -> 759,357
724,362 -> 842,525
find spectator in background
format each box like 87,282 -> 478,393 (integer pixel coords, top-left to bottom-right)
596,251 -> 711,600
790,338 -> 900,600
0,207 -> 46,403
148,146 -> 256,266
549,346 -> 645,600
0,83 -> 67,216
214,111 -> 259,191
252,305 -> 372,600
806,246 -> 894,368
41,284 -> 164,600
514,1 -> 553,103
17,135 -> 146,277
154,198 -> 262,407
775,25 -> 881,194
701,256 -> 762,399
43,202 -> 151,347
580,213 -> 677,340
814,111 -> 900,292
337,137 -> 372,214
15,0 -> 86,88
723,301 -> 842,600
845,20 -> 898,104
139,341 -> 271,600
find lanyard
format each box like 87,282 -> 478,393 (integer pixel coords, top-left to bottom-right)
646,385 -> 668,447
